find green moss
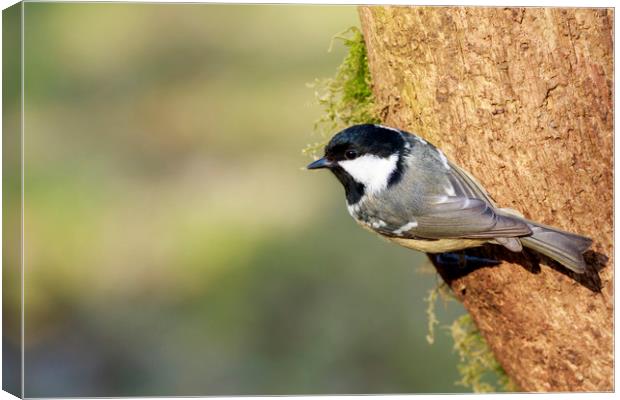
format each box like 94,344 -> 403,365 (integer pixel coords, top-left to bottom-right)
423,280 -> 453,345
304,26 -> 380,156
423,281 -> 517,393
450,314 -> 518,393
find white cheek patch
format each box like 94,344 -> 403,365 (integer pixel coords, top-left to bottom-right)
338,154 -> 399,195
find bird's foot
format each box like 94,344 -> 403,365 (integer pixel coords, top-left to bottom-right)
434,252 -> 500,269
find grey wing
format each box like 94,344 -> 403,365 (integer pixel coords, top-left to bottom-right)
405,196 -> 532,239
383,137 -> 530,240
396,158 -> 530,239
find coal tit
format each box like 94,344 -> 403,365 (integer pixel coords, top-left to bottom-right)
307,124 -> 592,274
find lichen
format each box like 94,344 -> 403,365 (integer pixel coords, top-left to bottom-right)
304,26 -> 380,157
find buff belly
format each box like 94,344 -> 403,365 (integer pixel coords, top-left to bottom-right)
354,218 -> 488,253
387,236 -> 488,253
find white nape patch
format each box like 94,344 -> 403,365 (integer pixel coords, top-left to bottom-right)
394,221 -> 418,236
437,150 -> 451,170
374,124 -> 401,134
402,151 -> 416,168
377,124 -> 430,148
339,154 -> 399,195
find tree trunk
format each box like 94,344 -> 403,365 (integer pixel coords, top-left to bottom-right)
359,6 -> 613,392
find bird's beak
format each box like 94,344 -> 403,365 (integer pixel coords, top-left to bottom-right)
307,157 -> 332,170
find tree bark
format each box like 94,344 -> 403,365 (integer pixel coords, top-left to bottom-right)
359,6 -> 613,392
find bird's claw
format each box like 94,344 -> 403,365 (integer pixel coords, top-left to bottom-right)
434,252 -> 500,269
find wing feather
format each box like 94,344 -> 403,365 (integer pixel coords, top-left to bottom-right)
377,138 -> 531,241
399,196 -> 531,239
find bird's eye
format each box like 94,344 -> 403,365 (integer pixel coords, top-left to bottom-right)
344,150 -> 358,160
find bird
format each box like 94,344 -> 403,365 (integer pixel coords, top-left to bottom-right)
307,124 -> 592,274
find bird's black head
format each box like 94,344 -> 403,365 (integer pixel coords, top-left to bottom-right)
307,124 -> 407,204
324,124 -> 405,162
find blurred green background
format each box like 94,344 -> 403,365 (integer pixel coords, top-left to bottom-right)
13,3 -> 466,396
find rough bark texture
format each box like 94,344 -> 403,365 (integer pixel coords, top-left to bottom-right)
359,7 -> 613,392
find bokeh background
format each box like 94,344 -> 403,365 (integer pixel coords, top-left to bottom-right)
12,3 -> 466,396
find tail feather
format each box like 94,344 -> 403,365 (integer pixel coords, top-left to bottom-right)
520,221 -> 592,274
